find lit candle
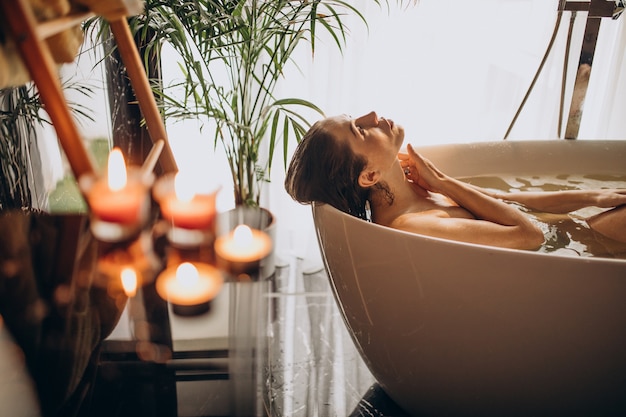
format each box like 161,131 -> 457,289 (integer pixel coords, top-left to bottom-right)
155,261 -> 223,316
121,267 -> 138,297
82,148 -> 149,225
153,172 -> 219,230
214,224 -> 272,275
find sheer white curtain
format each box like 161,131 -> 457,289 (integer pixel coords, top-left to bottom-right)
268,0 -> 626,265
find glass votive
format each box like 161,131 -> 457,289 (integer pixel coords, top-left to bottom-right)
79,149 -> 153,242
214,224 -> 272,277
94,232 -> 159,293
152,172 -> 220,247
155,261 -> 223,316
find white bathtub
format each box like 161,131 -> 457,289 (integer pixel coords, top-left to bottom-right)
312,140 -> 626,416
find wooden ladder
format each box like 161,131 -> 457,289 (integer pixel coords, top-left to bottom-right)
0,0 -> 177,181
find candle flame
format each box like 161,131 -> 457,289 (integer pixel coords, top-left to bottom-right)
174,172 -> 196,202
233,224 -> 253,246
121,267 -> 138,297
176,262 -> 199,287
107,148 -> 127,191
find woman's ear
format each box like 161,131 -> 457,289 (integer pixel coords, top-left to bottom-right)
358,169 -> 380,188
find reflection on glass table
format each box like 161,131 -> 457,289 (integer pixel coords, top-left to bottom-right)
101,257 -> 411,416
0,209 -> 408,416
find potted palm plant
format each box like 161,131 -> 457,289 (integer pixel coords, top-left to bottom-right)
1,82 -> 94,212
128,0 -> 406,207
0,85 -> 44,211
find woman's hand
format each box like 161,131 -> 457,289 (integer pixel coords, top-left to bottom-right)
398,144 -> 448,193
594,189 -> 626,208
396,144 -> 544,249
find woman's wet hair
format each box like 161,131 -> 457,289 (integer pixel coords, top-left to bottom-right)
285,119 -> 370,220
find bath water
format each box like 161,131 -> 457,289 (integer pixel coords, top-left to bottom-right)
460,174 -> 626,259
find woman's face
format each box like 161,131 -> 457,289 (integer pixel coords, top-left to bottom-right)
324,111 -> 405,173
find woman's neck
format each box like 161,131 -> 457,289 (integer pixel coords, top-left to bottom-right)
369,162 -> 428,225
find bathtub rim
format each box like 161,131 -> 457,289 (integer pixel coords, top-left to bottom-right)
410,138 -> 626,178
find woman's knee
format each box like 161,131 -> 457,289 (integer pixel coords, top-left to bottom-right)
587,205 -> 626,243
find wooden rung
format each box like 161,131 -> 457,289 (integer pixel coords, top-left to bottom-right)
1,0 -> 97,179
109,18 -> 178,174
36,10 -> 95,40
1,0 -> 177,178
141,139 -> 164,183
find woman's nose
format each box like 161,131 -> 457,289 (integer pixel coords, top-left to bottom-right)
355,111 -> 378,127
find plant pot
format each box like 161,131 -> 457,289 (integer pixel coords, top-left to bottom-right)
217,206 -> 275,416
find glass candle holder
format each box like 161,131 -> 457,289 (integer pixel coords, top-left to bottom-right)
79,167 -> 153,243
215,224 -> 272,277
155,261 -> 223,316
214,206 -> 275,280
152,172 -> 220,247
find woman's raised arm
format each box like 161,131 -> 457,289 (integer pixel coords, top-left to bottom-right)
492,189 -> 626,214
397,145 -> 544,250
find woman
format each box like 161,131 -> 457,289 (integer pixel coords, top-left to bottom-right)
285,111 -> 626,251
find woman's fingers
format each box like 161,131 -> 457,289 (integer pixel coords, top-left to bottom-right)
398,149 -> 417,170
407,144 -> 435,171
596,190 -> 626,208
405,144 -> 421,164
406,144 -> 432,168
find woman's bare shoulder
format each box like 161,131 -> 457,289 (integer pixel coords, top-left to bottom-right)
387,209 -> 452,232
